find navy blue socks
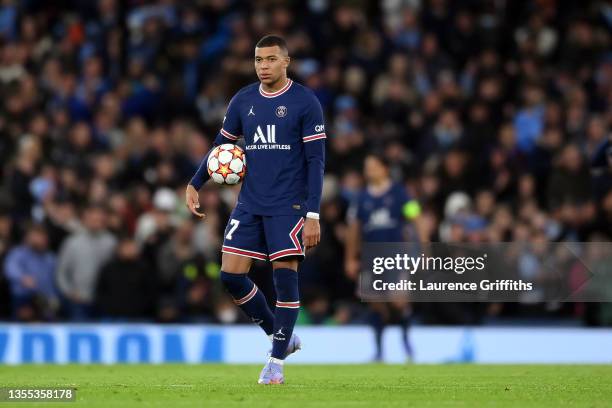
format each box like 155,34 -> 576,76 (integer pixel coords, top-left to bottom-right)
220,268 -> 300,359
220,271 -> 274,336
271,268 -> 300,359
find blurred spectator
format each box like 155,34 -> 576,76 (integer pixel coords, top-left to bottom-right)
173,254 -> 217,322
156,218 -> 201,321
547,144 -> 595,238
514,85 -> 545,154
3,223 -> 58,321
95,236 -> 154,320
0,211 -> 15,318
56,204 -> 116,320
135,187 -> 179,245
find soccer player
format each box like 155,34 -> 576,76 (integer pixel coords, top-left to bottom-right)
345,154 -> 414,362
185,35 -> 326,384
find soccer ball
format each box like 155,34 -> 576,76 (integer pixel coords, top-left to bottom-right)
207,144 -> 246,185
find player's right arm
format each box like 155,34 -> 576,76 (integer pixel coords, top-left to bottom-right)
186,94 -> 243,218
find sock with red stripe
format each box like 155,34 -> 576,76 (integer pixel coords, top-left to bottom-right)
271,268 -> 300,359
220,271 -> 274,336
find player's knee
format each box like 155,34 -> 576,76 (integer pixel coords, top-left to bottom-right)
219,270 -> 249,295
272,257 -> 299,271
221,253 -> 252,273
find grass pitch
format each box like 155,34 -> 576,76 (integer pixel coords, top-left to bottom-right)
1,364 -> 611,407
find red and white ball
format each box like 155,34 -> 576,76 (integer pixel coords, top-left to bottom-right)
207,144 -> 246,185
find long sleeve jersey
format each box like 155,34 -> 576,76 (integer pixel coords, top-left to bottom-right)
190,79 -> 326,216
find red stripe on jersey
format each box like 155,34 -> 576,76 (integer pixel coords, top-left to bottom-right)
220,128 -> 239,140
303,133 -> 326,142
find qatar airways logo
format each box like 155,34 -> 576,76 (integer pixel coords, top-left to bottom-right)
246,125 -> 290,150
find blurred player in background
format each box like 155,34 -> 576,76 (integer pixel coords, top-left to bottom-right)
185,35 -> 326,384
345,154 -> 414,362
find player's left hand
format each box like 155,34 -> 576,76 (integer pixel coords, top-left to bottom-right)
303,218 -> 320,250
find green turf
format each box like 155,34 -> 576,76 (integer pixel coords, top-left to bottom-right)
1,364 -> 610,407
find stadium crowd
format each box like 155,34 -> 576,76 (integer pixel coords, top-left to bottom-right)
0,0 -> 610,325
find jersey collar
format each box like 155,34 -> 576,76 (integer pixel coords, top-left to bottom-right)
259,78 -> 293,98
367,180 -> 393,197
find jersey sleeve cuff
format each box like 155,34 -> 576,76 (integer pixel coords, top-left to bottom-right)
220,128 -> 240,141
303,133 -> 326,142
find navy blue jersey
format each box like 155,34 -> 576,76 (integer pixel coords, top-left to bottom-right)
348,183 -> 410,242
190,79 -> 326,216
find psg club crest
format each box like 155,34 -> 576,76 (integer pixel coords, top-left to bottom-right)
276,105 -> 287,117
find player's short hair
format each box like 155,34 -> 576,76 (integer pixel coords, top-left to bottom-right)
256,35 -> 288,55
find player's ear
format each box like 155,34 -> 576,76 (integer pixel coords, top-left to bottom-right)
283,56 -> 290,69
